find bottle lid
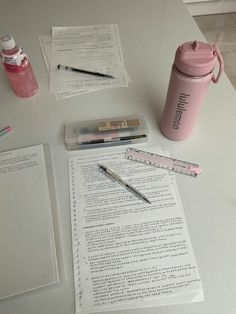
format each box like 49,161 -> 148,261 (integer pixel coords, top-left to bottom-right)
174,40 -> 224,82
1,35 -> 16,50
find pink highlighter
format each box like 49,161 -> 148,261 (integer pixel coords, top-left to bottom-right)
161,40 -> 224,141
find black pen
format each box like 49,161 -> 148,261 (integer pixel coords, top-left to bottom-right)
57,64 -> 115,79
81,134 -> 147,145
98,164 -> 151,204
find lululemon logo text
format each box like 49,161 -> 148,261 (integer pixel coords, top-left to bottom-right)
172,93 -> 190,129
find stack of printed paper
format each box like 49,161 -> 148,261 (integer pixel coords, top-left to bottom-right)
68,146 -> 204,313
0,145 -> 58,300
39,25 -> 130,99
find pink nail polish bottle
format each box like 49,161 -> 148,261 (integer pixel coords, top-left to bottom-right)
161,40 -> 224,140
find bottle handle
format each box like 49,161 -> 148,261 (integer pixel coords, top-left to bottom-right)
212,45 -> 224,83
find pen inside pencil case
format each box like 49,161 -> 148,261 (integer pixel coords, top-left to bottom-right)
78,131 -> 118,143
65,115 -> 149,150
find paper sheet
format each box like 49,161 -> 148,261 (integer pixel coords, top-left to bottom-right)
68,146 -> 203,313
49,25 -> 130,95
0,144 -> 58,300
39,35 -> 98,99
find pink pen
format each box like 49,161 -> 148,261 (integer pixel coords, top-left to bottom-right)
0,126 -> 13,138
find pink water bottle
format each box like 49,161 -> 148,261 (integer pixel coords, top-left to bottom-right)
0,35 -> 39,98
160,40 -> 224,140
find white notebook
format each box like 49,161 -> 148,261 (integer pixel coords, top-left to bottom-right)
0,144 -> 58,300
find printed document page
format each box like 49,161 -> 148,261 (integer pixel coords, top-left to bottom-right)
50,25 -> 129,94
68,146 -> 203,313
0,144 -> 58,300
39,35 -> 98,99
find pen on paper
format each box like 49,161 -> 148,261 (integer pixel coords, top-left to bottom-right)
0,126 -> 12,138
98,164 -> 151,204
57,64 -> 115,79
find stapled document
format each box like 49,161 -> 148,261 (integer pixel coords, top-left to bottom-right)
39,24 -> 130,99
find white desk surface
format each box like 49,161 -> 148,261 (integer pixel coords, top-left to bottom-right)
1,0 -> 236,313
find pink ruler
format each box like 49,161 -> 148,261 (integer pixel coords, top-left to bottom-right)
125,147 -> 201,177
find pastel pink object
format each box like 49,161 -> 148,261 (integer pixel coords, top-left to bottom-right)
126,147 -> 201,177
0,35 -> 39,98
161,40 -> 224,141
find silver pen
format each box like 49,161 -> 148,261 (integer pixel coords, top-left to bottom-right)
98,164 -> 151,204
